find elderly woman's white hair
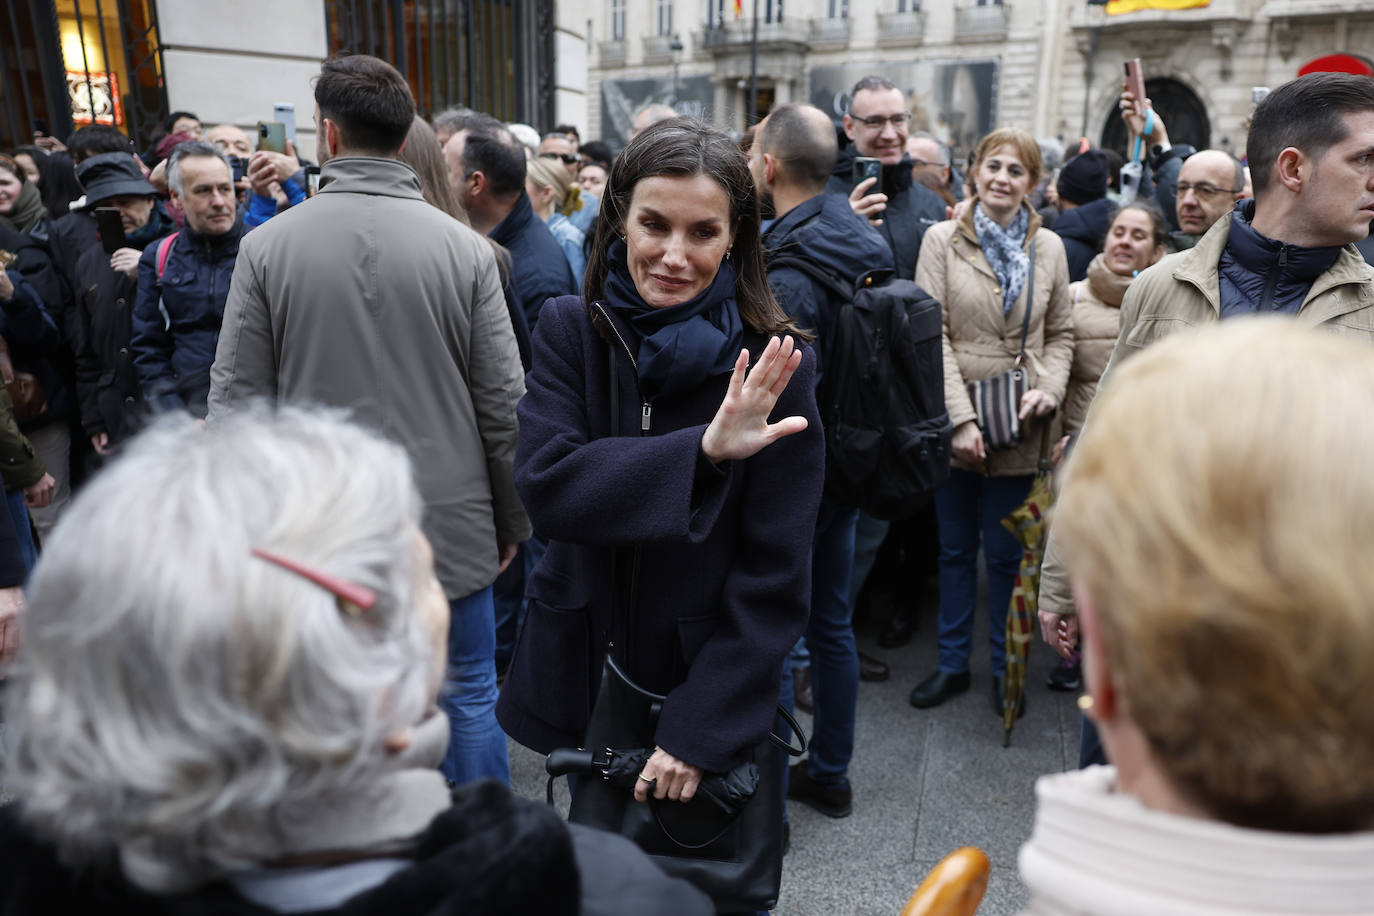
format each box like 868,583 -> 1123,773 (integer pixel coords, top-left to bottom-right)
2,407 -> 434,892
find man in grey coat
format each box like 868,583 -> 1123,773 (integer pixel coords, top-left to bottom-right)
208,54 -> 529,786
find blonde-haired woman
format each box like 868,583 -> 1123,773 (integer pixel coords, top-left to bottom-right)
526,155 -> 586,289
1022,319 -> 1374,913
909,127 -> 1073,713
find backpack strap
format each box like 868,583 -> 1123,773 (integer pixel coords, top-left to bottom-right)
767,254 -> 855,303
155,232 -> 180,279
154,232 -> 181,332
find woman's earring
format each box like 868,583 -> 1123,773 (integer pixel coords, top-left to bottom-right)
725,248 -> 733,261
1076,694 -> 1094,712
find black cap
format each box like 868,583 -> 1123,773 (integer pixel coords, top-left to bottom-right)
77,152 -> 157,206
1056,149 -> 1110,206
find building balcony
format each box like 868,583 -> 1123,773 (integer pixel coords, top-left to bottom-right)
641,34 -> 681,64
955,4 -> 1008,42
809,16 -> 851,50
695,18 -> 809,55
597,39 -> 627,67
875,11 -> 924,48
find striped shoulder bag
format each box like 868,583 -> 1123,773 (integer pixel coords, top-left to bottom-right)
966,241 -> 1035,451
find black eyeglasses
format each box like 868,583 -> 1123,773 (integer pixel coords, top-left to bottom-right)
850,112 -> 910,129
1176,181 -> 1241,199
540,152 -> 579,165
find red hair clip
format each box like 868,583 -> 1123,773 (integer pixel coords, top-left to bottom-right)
251,547 -> 378,616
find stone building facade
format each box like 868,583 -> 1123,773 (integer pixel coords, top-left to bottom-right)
584,0 -> 1374,161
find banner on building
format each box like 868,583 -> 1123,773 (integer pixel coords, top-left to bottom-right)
600,76 -> 715,149
810,60 -> 998,160
1105,0 -> 1210,13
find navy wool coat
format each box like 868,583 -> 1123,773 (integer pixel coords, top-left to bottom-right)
497,295 -> 825,773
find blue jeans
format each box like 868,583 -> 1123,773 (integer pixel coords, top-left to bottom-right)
439,585 -> 510,785
933,469 -> 1033,677
492,537 -> 546,672
847,511 -> 890,608
5,490 -> 35,575
803,501 -> 860,785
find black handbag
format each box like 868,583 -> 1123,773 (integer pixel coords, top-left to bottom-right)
544,337 -> 807,913
966,240 -> 1036,451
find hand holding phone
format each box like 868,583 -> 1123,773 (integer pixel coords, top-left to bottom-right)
257,121 -> 288,155
1124,59 -> 1146,114
852,156 -> 882,194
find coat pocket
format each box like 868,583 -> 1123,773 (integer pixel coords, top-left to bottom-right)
506,563 -> 595,738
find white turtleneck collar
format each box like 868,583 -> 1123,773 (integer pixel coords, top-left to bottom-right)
1017,766 -> 1374,916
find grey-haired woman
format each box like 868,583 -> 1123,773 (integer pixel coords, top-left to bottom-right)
0,408 -> 710,915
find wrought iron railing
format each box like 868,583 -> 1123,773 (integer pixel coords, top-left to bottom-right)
324,0 -> 554,127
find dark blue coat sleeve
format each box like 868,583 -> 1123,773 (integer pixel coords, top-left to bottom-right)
514,305 -> 734,546
0,272 -> 59,356
653,348 -> 824,771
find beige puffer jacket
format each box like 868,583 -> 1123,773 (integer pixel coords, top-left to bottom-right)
1061,254 -> 1131,436
916,204 -> 1075,477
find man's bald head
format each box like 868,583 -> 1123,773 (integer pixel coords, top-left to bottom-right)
759,103 -> 838,192
632,104 -> 677,139
1175,149 -> 1244,235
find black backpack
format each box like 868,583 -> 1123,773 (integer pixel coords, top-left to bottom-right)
770,258 -> 952,519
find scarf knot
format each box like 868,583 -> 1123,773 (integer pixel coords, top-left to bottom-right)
602,239 -> 743,400
974,202 -> 1030,316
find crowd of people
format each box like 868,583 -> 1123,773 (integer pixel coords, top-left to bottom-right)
0,50 -> 1373,913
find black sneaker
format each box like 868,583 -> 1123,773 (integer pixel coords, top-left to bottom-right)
786,762 -> 853,818
1046,661 -> 1082,692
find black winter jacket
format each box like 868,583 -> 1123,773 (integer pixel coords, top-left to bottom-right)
1052,198 -> 1117,283
0,222 -> 65,326
130,218 -> 247,416
764,192 -> 895,380
826,143 -> 947,281
71,231 -> 169,443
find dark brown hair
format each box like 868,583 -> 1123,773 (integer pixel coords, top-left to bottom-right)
1248,73 -> 1374,198
314,54 -> 415,155
585,117 -> 806,340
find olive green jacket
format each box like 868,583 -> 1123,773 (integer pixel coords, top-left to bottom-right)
0,387 -> 44,492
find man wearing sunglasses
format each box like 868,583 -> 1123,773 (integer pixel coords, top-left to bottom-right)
826,76 -> 946,284
538,132 -> 580,181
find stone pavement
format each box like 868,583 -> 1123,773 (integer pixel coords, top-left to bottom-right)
509,581 -> 1082,916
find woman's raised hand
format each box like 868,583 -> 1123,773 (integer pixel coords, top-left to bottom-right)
700,335 -> 808,464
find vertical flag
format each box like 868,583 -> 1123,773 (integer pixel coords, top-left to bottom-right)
734,0 -> 743,18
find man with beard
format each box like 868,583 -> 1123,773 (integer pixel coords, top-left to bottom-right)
753,103 -> 894,820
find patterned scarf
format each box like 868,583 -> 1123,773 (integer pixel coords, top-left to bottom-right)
974,202 -> 1030,316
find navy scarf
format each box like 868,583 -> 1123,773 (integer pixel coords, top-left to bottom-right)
603,239 -> 744,399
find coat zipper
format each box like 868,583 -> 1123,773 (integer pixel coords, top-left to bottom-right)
593,301 -> 651,667
1260,246 -> 1288,312
593,301 -> 653,432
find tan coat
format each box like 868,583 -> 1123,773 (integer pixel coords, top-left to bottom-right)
1040,211 -> 1374,618
916,205 -> 1075,477
1061,254 -> 1131,436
